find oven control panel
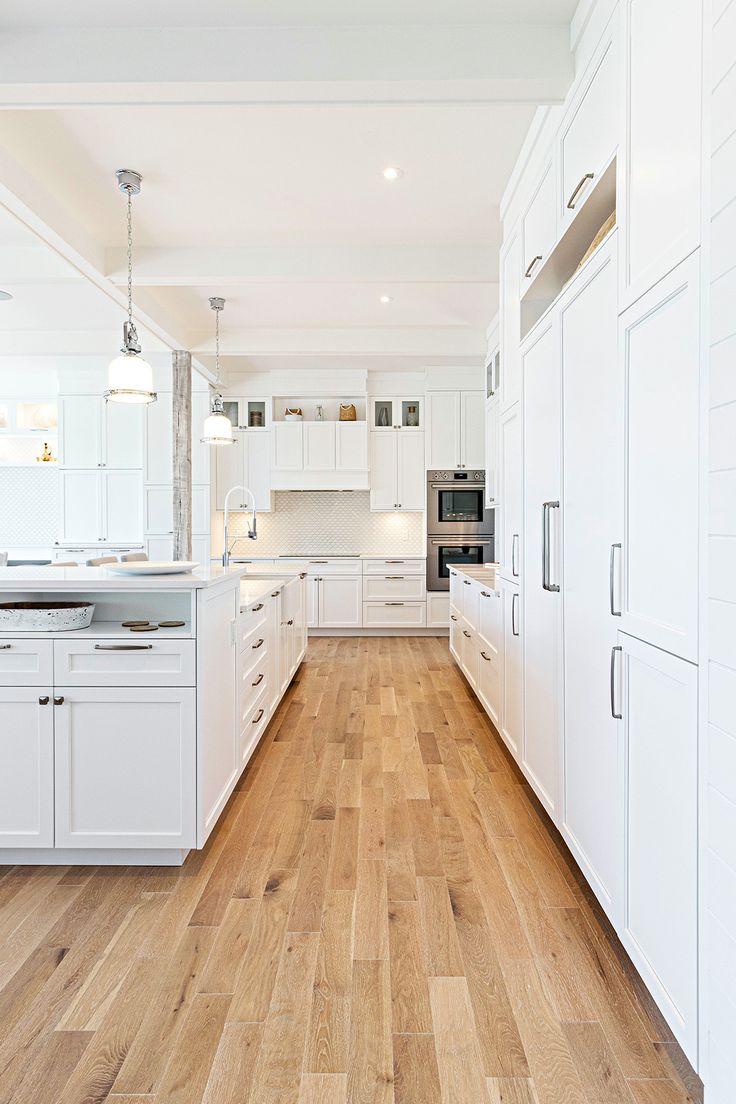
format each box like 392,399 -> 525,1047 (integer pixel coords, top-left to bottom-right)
428,470 -> 484,481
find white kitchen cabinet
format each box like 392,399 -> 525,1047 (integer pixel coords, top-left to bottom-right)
362,602 -> 426,629
559,33 -> 618,230
336,421 -> 368,470
477,586 -> 503,731
619,0 -> 702,307
501,580 -> 523,758
371,397 -> 423,431
460,619 -> 478,691
306,575 -> 319,628
304,422 -> 336,470
317,575 -> 362,629
272,422 -> 303,470
426,390 -> 460,469
59,395 -> 143,469
484,397 -> 499,507
104,401 -> 143,469
521,161 -> 556,289
59,469 -> 142,544
104,470 -> 143,543
0,641 -> 53,687
215,430 -> 272,512
144,485 -> 173,535
215,431 -> 245,509
362,575 -> 425,602
499,228 -> 522,410
426,592 -> 450,629
144,394 -> 173,484
561,239 -> 623,910
54,686 -> 196,849
619,254 -> 700,662
522,318 -> 561,817
0,688 -> 54,848
499,403 -> 522,582
460,391 -> 485,469
370,429 -> 424,512
617,632 -> 698,1062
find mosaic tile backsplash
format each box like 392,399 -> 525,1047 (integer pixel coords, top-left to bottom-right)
0,468 -> 59,547
226,491 -> 424,555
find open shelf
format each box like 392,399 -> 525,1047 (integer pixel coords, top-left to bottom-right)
272,396 -> 366,423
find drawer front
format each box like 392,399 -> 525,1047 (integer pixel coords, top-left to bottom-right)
239,684 -> 269,767
302,559 -> 362,575
478,588 -> 502,654
362,575 -> 426,602
54,639 -> 196,686
363,558 -> 425,575
240,648 -> 269,716
241,617 -> 268,660
462,580 -> 480,631
460,620 -> 478,689
0,640 -> 54,686
477,644 -> 501,729
362,602 -> 427,628
239,601 -> 268,647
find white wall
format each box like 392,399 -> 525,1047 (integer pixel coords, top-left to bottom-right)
705,0 -> 736,1096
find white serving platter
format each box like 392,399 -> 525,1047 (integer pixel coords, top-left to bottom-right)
104,561 -> 200,576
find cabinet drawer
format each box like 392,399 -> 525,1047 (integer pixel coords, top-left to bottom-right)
363,558 -> 425,575
302,558 -> 362,575
239,684 -> 269,768
362,602 -> 426,628
240,618 -> 268,659
460,620 -> 478,689
461,579 -> 480,630
0,640 -> 54,685
53,639 -> 196,686
239,599 -> 267,650
239,648 -> 269,715
477,644 -> 501,730
362,575 -> 426,602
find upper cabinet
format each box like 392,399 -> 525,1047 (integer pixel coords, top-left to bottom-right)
371,397 -> 422,431
619,0 -> 702,309
59,396 -> 142,470
521,161 -> 557,290
215,430 -> 272,512
499,229 -> 523,411
370,429 -> 424,512
559,33 -> 618,232
221,397 -> 270,431
426,389 -> 484,471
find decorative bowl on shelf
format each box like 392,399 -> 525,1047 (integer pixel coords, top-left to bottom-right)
0,601 -> 95,632
284,408 -> 303,422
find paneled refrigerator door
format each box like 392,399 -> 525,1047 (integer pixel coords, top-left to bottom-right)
499,403 -> 522,583
522,317 -> 561,817
561,238 -> 623,914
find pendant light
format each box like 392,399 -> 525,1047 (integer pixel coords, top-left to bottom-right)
201,296 -> 234,445
105,169 -> 157,405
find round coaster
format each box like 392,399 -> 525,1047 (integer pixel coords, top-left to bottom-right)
158,620 -> 186,628
129,624 -> 159,632
122,620 -> 150,627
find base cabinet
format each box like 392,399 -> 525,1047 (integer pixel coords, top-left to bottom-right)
0,689 -> 54,847
317,575 -> 362,628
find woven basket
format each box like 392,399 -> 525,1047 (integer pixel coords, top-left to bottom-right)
339,403 -> 357,421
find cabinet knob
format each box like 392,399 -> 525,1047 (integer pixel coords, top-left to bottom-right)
53,696 -> 64,705
39,695 -> 50,705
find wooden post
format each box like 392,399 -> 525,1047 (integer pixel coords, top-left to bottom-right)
172,350 -> 192,561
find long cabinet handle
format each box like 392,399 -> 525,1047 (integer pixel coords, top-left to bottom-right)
252,708 -> 265,724
610,645 -> 622,719
251,603 -> 264,612
94,644 -> 153,651
463,630 -> 471,638
566,171 -> 594,209
524,254 -> 543,278
480,651 -> 491,662
384,576 -> 405,580
512,533 -> 520,577
609,543 -> 622,616
252,638 -> 264,649
542,502 -> 560,592
386,602 -> 405,607
512,592 -> 520,637
252,673 -> 264,686
385,560 -> 405,564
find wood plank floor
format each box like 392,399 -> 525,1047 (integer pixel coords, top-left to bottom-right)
0,636 -> 701,1104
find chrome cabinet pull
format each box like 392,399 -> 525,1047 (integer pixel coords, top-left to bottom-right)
512,593 -> 519,636
39,695 -> 50,705
609,543 -> 622,616
542,502 -> 560,592
94,644 -> 153,651
252,673 -> 264,686
252,708 -> 264,724
480,651 -> 491,662
385,560 -> 404,564
385,576 -> 405,580
53,696 -> 64,705
386,602 -> 404,606
610,645 -> 622,719
566,171 -> 594,209
512,533 -> 520,577
524,254 -> 543,278
310,560 -> 328,564
251,603 -> 264,612
252,638 -> 264,649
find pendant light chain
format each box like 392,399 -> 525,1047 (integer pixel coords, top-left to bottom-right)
126,188 -> 134,330
214,301 -> 221,387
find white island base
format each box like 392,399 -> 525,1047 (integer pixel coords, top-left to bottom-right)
0,565 -> 306,866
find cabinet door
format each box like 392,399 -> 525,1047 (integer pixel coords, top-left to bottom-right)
561,240 -> 622,911
304,422 -> 336,470
59,470 -> 103,543
104,470 -> 143,543
499,404 -> 522,582
146,535 -> 174,561
460,391 -> 485,469
144,485 -> 174,535
272,423 -> 303,470
216,431 -> 245,511
501,582 -> 523,757
560,36 -> 618,227
317,576 -> 362,628
522,319 -> 561,816
500,229 -> 522,410
620,255 -> 700,661
396,432 -> 425,511
521,162 -> 556,287
59,395 -> 101,468
618,633 -> 698,1062
306,576 -> 319,629
104,402 -> 143,469
245,432 -> 272,511
620,0 -> 702,306
144,393 -> 173,484
484,398 -> 499,507
54,687 -> 196,849
426,391 -> 460,469
0,688 -> 54,848
370,431 -> 398,511
336,421 -> 367,470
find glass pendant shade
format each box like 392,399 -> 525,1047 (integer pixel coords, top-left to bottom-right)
106,352 -> 156,404
201,396 -> 234,445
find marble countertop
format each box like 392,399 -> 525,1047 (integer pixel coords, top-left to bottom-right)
448,563 -> 500,587
0,564 -> 247,591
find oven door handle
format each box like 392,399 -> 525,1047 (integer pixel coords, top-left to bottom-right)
428,538 -> 492,546
429,482 -> 485,490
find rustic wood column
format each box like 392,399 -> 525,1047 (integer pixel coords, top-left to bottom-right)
172,350 -> 192,561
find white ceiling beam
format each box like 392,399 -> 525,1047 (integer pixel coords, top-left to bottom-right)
0,246 -> 83,283
0,25 -> 572,106
191,326 -> 485,359
104,244 -> 499,286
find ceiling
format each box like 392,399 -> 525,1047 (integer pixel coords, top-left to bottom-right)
0,2 -> 577,379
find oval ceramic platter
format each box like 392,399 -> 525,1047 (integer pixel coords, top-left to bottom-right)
104,561 -> 200,576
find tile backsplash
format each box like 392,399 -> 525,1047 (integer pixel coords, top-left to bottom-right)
0,468 -> 59,547
226,491 -> 424,555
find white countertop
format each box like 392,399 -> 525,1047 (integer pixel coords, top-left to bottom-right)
448,564 -> 499,587
239,577 -> 287,607
0,564 -> 247,591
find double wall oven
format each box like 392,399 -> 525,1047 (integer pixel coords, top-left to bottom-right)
426,469 -> 494,591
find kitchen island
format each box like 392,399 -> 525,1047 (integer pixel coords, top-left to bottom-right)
0,565 -> 306,866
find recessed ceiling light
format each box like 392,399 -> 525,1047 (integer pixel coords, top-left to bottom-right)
0,291 -> 12,301
382,166 -> 403,181
379,295 -> 393,304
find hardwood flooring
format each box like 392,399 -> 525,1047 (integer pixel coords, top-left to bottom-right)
0,636 -> 701,1104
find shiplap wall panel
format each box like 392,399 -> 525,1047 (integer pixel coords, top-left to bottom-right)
707,0 -> 736,1093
